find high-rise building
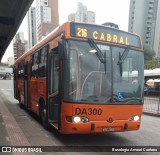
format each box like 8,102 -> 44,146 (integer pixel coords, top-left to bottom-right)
7,57 -> 14,67
128,0 -> 160,58
36,0 -> 59,42
68,2 -> 95,24
13,31 -> 24,44
13,32 -> 27,61
28,7 -> 37,49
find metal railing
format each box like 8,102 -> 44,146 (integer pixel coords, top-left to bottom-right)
143,91 -> 160,116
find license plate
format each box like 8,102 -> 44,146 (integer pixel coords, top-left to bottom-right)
103,127 -> 115,132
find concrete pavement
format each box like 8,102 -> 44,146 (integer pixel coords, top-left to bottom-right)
0,92 -> 36,155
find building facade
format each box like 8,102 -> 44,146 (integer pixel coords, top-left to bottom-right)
7,57 -> 14,67
36,0 -> 59,42
128,0 -> 160,58
28,7 -> 37,49
68,2 -> 95,23
13,32 -> 27,61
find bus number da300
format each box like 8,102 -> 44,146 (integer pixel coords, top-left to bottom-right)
74,108 -> 102,115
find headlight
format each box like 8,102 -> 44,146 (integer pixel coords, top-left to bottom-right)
73,116 -> 81,123
129,115 -> 140,121
133,116 -> 140,121
66,116 -> 89,123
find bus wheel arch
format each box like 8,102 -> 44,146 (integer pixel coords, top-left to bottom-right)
39,97 -> 49,129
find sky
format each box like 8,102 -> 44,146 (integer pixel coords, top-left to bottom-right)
2,0 -> 130,62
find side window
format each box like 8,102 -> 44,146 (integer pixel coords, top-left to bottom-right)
31,51 -> 39,78
17,60 -> 25,79
49,48 -> 59,94
34,52 -> 39,66
53,55 -> 59,92
39,46 -> 48,77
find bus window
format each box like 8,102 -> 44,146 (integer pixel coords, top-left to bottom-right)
69,50 -> 78,96
49,53 -> 59,94
112,47 -> 144,98
17,60 -> 25,79
31,51 -> 39,78
39,46 -> 48,77
64,40 -> 112,102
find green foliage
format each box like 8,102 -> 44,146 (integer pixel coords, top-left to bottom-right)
143,45 -> 158,69
144,60 -> 160,69
144,45 -> 155,61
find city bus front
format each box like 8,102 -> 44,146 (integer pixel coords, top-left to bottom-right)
60,23 -> 144,134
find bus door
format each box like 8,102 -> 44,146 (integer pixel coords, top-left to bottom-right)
24,62 -> 28,108
48,52 -> 60,124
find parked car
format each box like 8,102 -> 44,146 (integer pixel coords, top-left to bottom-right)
144,86 -> 149,92
144,86 -> 149,95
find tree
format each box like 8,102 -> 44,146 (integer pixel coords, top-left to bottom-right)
144,60 -> 160,69
144,45 -> 155,61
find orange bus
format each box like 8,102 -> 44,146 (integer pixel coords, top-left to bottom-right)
14,22 -> 144,134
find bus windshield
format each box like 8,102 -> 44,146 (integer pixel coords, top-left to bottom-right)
64,40 -> 144,104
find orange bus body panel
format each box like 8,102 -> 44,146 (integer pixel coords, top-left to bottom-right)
60,103 -> 143,134
29,78 -> 46,114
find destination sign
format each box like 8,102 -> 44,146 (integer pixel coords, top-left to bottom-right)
70,23 -> 142,48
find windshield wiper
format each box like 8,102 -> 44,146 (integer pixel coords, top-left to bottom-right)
88,38 -> 106,63
117,45 -> 130,76
88,38 -> 107,73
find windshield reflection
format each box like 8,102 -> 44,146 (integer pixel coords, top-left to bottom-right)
64,40 -> 144,104
112,46 -> 143,103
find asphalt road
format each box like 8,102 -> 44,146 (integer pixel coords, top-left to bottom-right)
0,79 -> 160,155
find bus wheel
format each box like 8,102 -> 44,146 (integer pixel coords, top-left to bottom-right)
41,106 -> 49,130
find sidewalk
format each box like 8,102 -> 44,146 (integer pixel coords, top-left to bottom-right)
0,92 -> 35,155
0,100 -> 11,147
0,88 -> 60,155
